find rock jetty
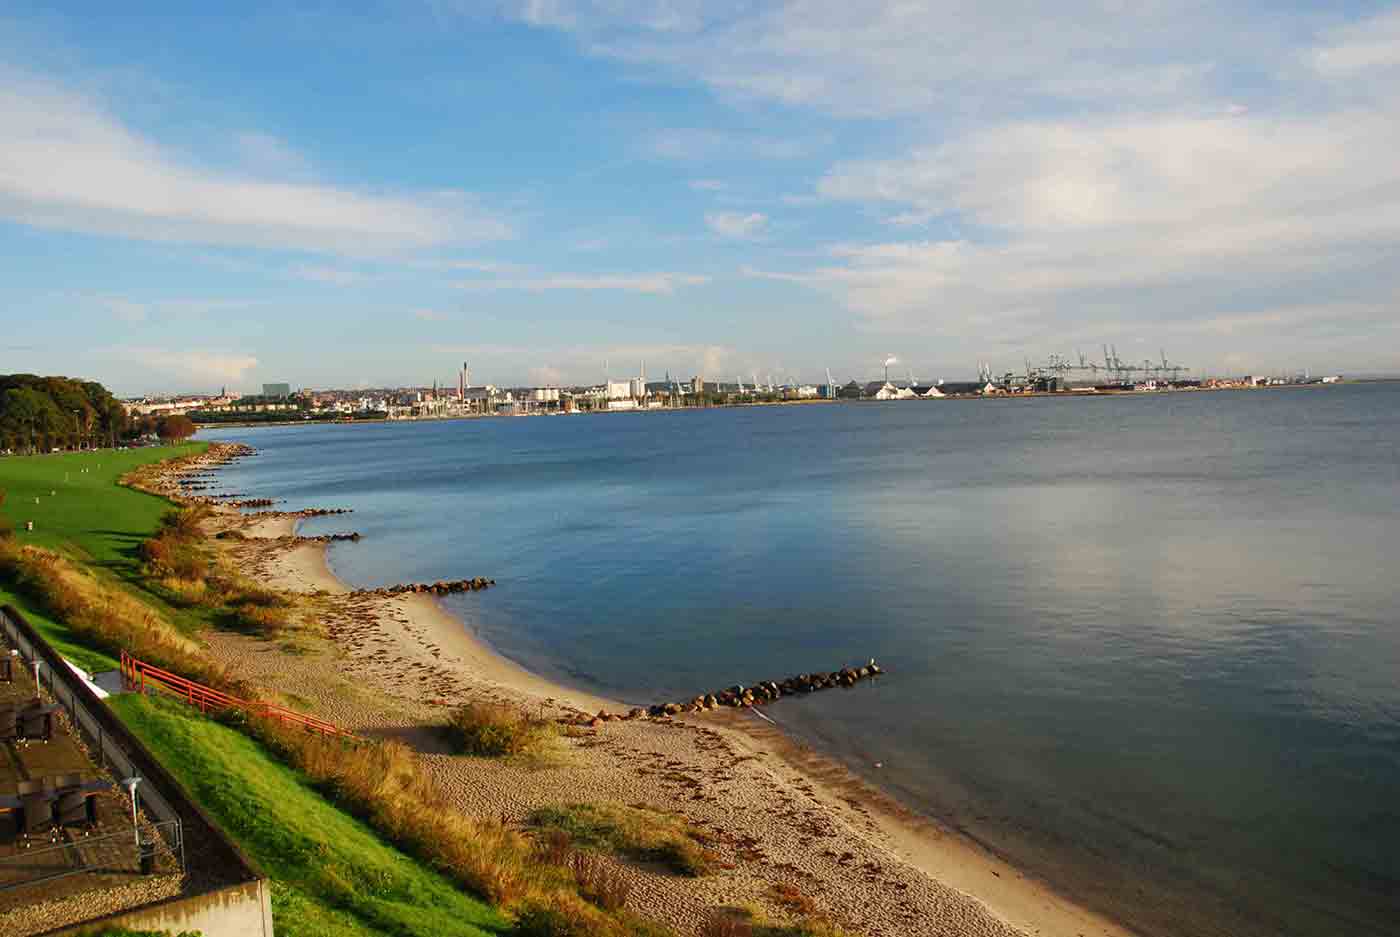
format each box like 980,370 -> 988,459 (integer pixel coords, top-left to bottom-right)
571,660 -> 885,726
224,498 -> 279,508
249,507 -> 353,518
352,578 -> 495,598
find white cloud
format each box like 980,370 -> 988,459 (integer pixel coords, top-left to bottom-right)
1310,9 -> 1400,75
100,346 -> 260,383
417,258 -> 526,273
290,265 -> 367,285
689,179 -> 727,191
513,2 -> 1243,119
413,309 -> 449,322
705,211 -> 767,239
645,127 -> 818,161
527,365 -> 565,386
429,341 -> 738,384
454,272 -> 709,294
0,70 -> 513,255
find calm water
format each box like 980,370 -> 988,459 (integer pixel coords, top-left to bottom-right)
204,385 -> 1400,937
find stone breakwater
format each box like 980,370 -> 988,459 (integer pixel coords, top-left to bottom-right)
133,442 -> 257,502
353,578 -> 496,598
217,530 -> 362,544
574,660 -> 885,726
249,507 -> 353,518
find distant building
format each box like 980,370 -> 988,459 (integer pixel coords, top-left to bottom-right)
262,382 -> 291,398
629,377 -> 646,399
606,380 -> 633,400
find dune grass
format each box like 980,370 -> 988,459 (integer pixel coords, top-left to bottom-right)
527,803 -> 718,877
446,702 -> 559,758
108,693 -> 511,937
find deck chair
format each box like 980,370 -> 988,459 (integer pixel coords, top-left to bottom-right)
20,792 -> 58,846
56,788 -> 98,834
18,705 -> 55,742
0,655 -> 12,682
0,705 -> 18,742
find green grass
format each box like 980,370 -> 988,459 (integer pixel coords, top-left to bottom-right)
0,444 -> 211,662
108,693 -> 510,937
0,445 -> 207,568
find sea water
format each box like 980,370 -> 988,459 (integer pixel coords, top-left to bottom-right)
204,384 -> 1400,937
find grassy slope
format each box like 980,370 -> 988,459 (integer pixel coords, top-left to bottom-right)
109,694 -> 507,937
4,445 -> 508,937
0,445 -> 207,670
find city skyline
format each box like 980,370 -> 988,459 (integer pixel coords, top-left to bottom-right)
4,2 -> 1400,395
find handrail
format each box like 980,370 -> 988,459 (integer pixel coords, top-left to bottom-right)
121,650 -> 355,739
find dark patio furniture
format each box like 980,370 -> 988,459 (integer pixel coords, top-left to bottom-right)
0,655 -> 12,683
0,705 -> 17,742
18,703 -> 59,743
19,792 -> 58,845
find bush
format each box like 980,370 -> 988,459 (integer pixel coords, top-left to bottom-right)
447,702 -> 557,757
527,803 -> 716,877
568,850 -> 631,911
701,911 -> 754,937
512,897 -> 599,937
227,603 -> 292,637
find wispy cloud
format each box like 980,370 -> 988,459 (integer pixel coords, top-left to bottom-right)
427,340 -> 736,384
1309,9 -> 1400,76
454,272 -> 709,294
689,179 -> 727,191
0,70 -> 513,255
705,211 -> 767,239
413,309 -> 450,322
99,345 -> 260,383
645,127 -> 818,161
290,264 -> 368,285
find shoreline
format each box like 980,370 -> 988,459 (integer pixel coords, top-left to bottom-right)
176,444 -> 1131,937
189,378 -> 1357,430
254,508 -> 1129,937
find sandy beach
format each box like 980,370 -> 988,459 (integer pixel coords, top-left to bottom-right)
160,447 -> 1133,937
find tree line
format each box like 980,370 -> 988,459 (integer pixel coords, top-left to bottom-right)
0,373 -> 195,452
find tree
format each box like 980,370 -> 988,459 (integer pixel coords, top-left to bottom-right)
156,414 -> 196,443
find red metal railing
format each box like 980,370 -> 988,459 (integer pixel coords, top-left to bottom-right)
120,650 -> 356,739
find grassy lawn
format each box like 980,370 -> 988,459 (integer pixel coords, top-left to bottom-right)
0,445 -> 206,569
108,693 -> 510,937
0,444 -> 210,666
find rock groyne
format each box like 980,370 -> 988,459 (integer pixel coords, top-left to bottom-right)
573,660 -> 885,725
352,578 -> 495,598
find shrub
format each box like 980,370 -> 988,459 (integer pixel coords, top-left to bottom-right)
527,803 -> 716,877
228,603 -> 292,637
701,910 -> 754,937
512,896 -> 600,937
249,718 -> 559,908
447,702 -> 557,757
568,850 -> 631,911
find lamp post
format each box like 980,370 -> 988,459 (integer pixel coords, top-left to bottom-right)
121,776 -> 143,851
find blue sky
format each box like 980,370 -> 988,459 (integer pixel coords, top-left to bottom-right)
2,2 -> 1399,394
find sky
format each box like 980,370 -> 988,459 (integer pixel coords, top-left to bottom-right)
2,1 -> 1399,395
